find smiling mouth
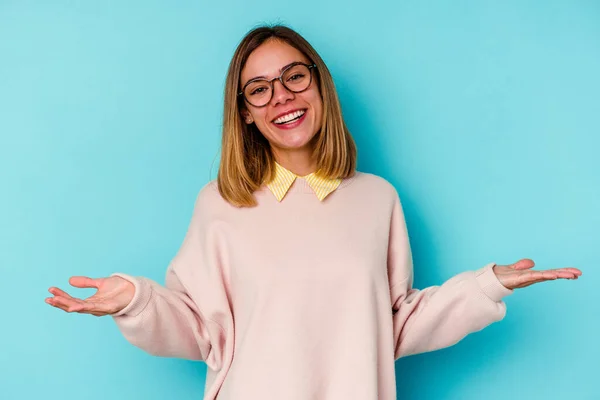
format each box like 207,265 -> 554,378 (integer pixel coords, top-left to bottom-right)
273,109 -> 307,125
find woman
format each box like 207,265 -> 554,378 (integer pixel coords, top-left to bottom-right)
46,25 -> 582,400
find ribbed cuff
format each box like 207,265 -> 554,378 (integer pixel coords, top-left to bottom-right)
475,262 -> 514,302
110,273 -> 153,317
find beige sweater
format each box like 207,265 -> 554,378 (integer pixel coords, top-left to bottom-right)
111,171 -> 513,399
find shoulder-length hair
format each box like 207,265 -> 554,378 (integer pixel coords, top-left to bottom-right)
217,24 -> 357,207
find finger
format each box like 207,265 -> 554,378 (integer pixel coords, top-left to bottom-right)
69,276 -> 100,289
515,270 -> 578,288
47,295 -> 88,313
517,273 -> 578,288
536,268 -> 579,279
516,271 -> 557,286
511,259 -> 535,270
553,271 -> 577,279
45,295 -> 66,309
48,287 -> 74,299
532,267 -> 582,276
46,296 -> 107,316
555,267 -> 582,276
46,295 -> 77,312
517,270 -> 560,287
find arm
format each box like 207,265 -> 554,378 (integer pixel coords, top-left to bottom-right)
387,191 -> 513,360
110,264 -> 225,363
46,184 -> 233,368
391,263 -> 512,359
110,185 -> 232,369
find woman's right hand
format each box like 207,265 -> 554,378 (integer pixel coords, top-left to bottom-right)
46,276 -> 136,316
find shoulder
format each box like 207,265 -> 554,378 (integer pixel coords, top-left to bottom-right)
348,171 -> 400,201
196,179 -> 221,204
188,180 -> 234,220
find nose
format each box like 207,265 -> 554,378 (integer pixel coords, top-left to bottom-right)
270,79 -> 294,106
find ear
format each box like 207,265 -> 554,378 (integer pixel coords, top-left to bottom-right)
240,109 -> 254,125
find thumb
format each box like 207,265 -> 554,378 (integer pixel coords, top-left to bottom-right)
69,276 -> 100,289
511,258 -> 535,270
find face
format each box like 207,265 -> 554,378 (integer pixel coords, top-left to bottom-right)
240,40 -> 323,159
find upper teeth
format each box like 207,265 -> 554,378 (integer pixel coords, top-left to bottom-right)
274,110 -> 305,124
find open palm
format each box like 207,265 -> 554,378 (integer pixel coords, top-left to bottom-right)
493,258 -> 582,289
45,276 -> 135,316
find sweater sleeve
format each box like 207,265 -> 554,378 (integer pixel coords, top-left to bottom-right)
387,190 -> 514,360
110,185 -> 233,371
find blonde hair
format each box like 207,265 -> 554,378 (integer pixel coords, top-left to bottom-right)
217,24 -> 357,207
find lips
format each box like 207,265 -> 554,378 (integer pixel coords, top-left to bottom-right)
272,108 -> 307,124
271,108 -> 308,130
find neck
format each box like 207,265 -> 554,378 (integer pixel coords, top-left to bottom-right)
271,147 -> 316,177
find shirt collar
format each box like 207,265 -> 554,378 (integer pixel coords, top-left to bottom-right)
265,162 -> 342,202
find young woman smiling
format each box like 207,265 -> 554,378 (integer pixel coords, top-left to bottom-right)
46,25 -> 582,400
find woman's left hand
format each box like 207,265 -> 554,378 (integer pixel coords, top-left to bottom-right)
493,258 -> 582,290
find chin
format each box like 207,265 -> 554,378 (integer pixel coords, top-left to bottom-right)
274,129 -> 317,149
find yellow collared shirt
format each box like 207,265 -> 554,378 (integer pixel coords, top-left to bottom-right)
265,162 -> 342,202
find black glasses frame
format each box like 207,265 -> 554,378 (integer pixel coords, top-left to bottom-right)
238,62 -> 318,107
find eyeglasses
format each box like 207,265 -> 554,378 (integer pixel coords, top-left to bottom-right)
238,62 -> 317,108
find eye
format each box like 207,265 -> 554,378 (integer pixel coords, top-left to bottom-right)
287,73 -> 305,82
247,83 -> 271,97
250,87 -> 267,96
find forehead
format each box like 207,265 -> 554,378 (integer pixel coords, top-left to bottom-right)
241,39 -> 310,83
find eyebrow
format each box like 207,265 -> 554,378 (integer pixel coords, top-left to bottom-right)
242,61 -> 300,87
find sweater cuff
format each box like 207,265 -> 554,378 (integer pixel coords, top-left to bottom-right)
110,273 -> 153,317
475,262 -> 514,302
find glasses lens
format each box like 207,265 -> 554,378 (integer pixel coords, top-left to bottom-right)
242,64 -> 313,107
282,64 -> 311,93
244,81 -> 272,107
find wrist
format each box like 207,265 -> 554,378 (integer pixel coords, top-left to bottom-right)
110,274 -> 152,317
475,263 -> 514,301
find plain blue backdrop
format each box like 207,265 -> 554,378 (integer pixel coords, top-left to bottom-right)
1,1 -> 598,399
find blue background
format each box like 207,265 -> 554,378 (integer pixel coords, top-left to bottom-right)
1,1 -> 598,399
